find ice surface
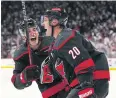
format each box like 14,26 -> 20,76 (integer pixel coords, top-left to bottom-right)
0,69 -> 116,98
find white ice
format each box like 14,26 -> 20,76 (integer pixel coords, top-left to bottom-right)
0,69 -> 116,98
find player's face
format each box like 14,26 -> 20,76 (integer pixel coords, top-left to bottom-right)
41,16 -> 53,36
28,27 -> 39,48
42,16 -> 59,27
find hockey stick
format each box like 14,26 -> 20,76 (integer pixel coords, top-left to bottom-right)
21,1 -> 33,65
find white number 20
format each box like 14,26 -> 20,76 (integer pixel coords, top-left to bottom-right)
68,47 -> 80,59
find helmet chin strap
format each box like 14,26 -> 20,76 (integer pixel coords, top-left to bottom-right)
51,26 -> 54,37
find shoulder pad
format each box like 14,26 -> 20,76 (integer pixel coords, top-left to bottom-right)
13,44 -> 28,60
40,36 -> 55,50
53,29 -> 76,50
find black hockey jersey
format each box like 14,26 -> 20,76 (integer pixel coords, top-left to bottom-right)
11,36 -> 55,91
40,28 -> 110,98
51,28 -> 110,83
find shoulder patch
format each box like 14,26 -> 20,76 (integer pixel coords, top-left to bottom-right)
40,36 -> 55,51
53,29 -> 76,50
13,44 -> 28,61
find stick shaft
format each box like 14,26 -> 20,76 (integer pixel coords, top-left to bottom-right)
21,1 -> 32,65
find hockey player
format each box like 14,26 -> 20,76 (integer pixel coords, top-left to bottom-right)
11,18 -> 55,92
40,7 -> 110,98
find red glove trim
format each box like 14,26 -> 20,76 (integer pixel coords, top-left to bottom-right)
78,88 -> 94,98
11,74 -> 16,84
20,73 -> 26,84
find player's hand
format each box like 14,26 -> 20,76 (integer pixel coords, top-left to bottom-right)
76,69 -> 96,98
67,72 -> 97,98
66,81 -> 97,98
20,65 -> 40,83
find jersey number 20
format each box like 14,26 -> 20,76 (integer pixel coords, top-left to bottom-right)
68,47 -> 80,59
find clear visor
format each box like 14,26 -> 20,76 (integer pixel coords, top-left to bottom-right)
40,15 -> 44,26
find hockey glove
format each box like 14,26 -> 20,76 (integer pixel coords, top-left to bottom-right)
77,72 -> 97,98
67,72 -> 97,98
77,82 -> 95,98
20,65 -> 40,83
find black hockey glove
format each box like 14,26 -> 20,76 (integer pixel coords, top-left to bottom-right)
67,72 -> 97,98
76,72 -> 95,98
20,65 -> 40,83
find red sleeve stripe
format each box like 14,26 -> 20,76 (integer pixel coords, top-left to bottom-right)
93,70 -> 110,80
53,30 -> 75,50
74,58 -> 95,74
13,51 -> 28,60
70,70 -> 110,88
11,74 -> 17,84
20,73 -> 26,83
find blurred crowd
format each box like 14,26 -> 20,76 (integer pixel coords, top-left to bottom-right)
1,1 -> 116,58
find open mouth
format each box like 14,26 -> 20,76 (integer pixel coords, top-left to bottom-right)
30,37 -> 36,41
52,21 -> 57,24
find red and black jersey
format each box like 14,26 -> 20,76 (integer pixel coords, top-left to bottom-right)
11,36 -> 55,91
38,28 -> 110,98
51,28 -> 110,83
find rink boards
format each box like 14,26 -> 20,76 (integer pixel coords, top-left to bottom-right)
1,58 -> 116,70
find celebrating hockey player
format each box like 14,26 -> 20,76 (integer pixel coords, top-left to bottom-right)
11,18 -> 55,91
40,7 -> 110,98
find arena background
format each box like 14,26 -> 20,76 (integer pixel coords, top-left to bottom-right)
1,1 -> 116,98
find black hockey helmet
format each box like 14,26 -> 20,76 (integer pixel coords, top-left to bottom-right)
44,7 -> 68,27
18,18 -> 40,37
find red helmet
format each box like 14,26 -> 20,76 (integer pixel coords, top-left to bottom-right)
44,7 -> 68,27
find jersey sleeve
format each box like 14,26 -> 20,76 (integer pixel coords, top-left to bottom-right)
11,46 -> 32,89
57,33 -> 95,75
